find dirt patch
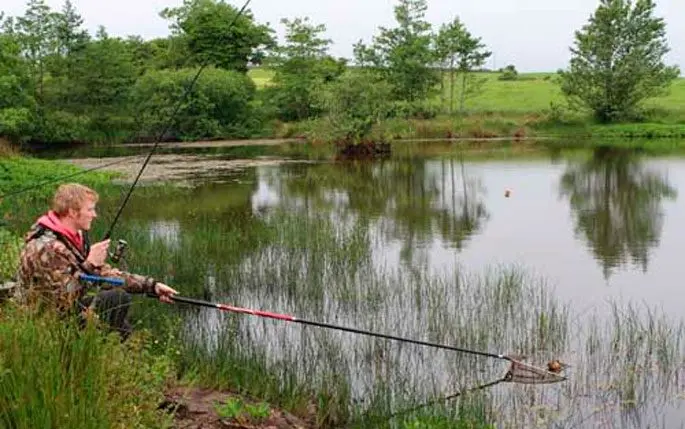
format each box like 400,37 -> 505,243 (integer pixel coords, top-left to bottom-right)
0,138 -> 18,156
66,154 -> 314,184
163,387 -> 316,429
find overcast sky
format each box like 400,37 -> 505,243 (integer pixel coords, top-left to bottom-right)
2,0 -> 684,72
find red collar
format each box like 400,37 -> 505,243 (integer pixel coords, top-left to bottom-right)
36,211 -> 84,252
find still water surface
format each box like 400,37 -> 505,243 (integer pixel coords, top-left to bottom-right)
246,151 -> 684,320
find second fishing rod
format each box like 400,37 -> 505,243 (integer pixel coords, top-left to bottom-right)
98,0 -> 254,265
102,0 -> 254,246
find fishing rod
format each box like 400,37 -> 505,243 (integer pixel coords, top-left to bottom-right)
169,294 -> 570,381
342,377 -> 506,428
171,295 -> 504,359
80,275 -> 564,375
103,0 -> 253,241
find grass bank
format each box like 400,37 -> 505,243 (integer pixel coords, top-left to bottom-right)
269,110 -> 685,148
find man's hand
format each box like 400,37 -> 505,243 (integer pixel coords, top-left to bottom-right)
86,239 -> 110,267
154,282 -> 179,304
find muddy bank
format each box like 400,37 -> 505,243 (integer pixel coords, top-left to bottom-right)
66,154 -> 315,184
164,387 -> 315,429
115,136 -> 549,150
115,139 -> 300,149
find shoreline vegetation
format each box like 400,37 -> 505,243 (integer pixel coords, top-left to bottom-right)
10,69 -> 685,151
2,0 -> 683,155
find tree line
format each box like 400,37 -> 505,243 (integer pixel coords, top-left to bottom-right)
0,0 -> 679,146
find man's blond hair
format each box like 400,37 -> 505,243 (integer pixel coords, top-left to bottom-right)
52,183 -> 99,216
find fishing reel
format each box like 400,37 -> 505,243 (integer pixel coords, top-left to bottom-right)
109,239 -> 129,269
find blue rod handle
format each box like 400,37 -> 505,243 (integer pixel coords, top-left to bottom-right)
79,274 -> 125,286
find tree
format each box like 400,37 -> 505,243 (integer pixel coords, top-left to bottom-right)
318,70 -> 393,144
269,17 -> 346,121
357,0 -> 438,102
0,22 -> 35,142
14,0 -> 57,115
49,0 -> 90,109
65,26 -> 137,139
53,0 -> 88,57
160,0 -> 275,73
124,36 -> 192,73
0,17 -> 30,109
434,18 -> 465,113
434,18 -> 490,114
453,28 -> 490,114
559,0 -> 680,122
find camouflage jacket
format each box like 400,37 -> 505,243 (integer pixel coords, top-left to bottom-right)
15,222 -> 156,312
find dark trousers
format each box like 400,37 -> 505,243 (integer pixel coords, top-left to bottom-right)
80,289 -> 133,341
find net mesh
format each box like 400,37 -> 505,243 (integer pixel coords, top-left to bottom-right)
504,357 -> 567,384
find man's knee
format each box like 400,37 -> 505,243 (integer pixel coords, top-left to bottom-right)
96,289 -> 132,312
93,290 -> 133,340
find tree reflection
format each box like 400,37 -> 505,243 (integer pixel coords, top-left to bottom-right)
272,157 -> 489,256
559,149 -> 677,279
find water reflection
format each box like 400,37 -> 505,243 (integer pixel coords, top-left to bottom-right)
559,149 -> 677,279
148,220 -> 181,249
258,159 -> 489,256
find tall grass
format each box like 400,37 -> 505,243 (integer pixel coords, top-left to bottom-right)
111,206 -> 566,427
0,229 -> 22,281
0,306 -> 175,429
112,190 -> 685,428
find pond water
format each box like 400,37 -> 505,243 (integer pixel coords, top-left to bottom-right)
59,144 -> 685,427
254,151 -> 683,320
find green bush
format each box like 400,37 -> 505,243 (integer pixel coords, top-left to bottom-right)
131,67 -> 260,141
389,100 -> 441,120
497,65 -> 518,81
0,108 -> 34,144
38,110 -> 91,143
317,70 -> 394,142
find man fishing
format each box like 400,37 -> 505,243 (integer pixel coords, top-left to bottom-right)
14,183 -> 178,340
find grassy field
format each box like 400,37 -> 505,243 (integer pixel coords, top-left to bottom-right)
248,67 -> 685,118
247,67 -> 685,144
